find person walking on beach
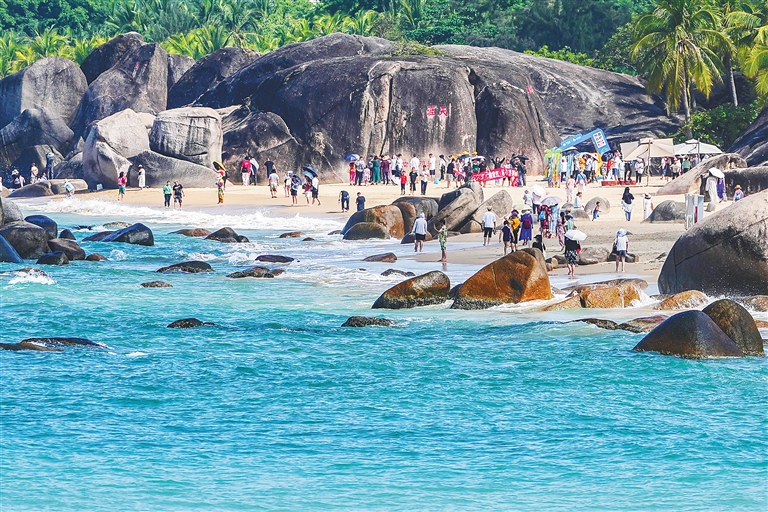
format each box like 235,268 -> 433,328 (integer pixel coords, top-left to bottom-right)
284,173 -> 291,197
643,193 -> 653,219
137,164 -> 146,189
706,170 -> 720,203
482,206 -> 497,246
411,213 -> 428,253
621,187 -> 634,221
311,175 -> 321,205
564,234 -> 581,277
501,220 -> 513,255
250,156 -> 259,184
565,175 -> 575,203
409,167 -> 418,195
268,170 -> 279,198
216,176 -> 225,204
532,234 -> 546,258
339,190 -> 350,212
592,201 -> 601,221
556,212 -> 566,249
163,180 -> 172,208
438,219 -> 448,262
290,174 -> 301,205
614,228 -> 629,272
420,164 -> 429,195
117,171 -> 127,201
356,192 -> 365,211
510,210 -> 521,252
173,181 -> 184,209
520,208 -> 533,246
355,158 -> 365,186
400,171 -> 407,195
241,157 -> 252,186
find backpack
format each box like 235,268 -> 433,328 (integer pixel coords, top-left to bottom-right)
522,218 -> 532,229
538,211 -> 546,221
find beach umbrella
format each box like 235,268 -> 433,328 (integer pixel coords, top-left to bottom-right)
471,155 -> 485,161
531,184 -> 546,197
541,196 -> 561,206
516,155 -> 530,161
213,160 -> 225,171
565,229 -> 587,241
344,153 -> 360,161
674,139 -> 723,156
302,165 -> 318,177
622,138 -> 675,161
708,168 -> 724,178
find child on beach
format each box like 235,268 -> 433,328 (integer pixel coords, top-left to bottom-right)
501,220 -> 512,255
400,172 -> 407,195
592,201 -> 601,221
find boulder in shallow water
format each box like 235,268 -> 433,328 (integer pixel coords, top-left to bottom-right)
0,235 -> 23,263
381,269 -> 415,277
82,231 -> 114,242
735,295 -> 768,312
47,239 -> 86,261
342,205 -> 405,239
654,290 -> 709,310
157,260 -> 213,273
22,337 -> 104,347
205,226 -> 244,243
702,299 -> 764,356
452,249 -> 551,309
341,316 -> 394,327
226,265 -> 274,278
372,271 -> 450,309
36,251 -> 69,265
59,229 -> 76,240
579,283 -> 642,308
0,221 -> 49,259
428,187 -> 482,236
100,223 -> 154,246
85,253 -> 108,261
141,280 -> 172,288
616,315 -> 669,333
392,196 -> 439,220
8,182 -> 54,198
0,341 -> 62,352
255,254 -> 294,263
0,197 -> 23,225
279,231 -> 304,238
633,311 -> 744,358
172,228 -> 212,237
24,214 -> 59,239
343,222 -> 391,240
363,252 -> 397,263
167,318 -> 215,328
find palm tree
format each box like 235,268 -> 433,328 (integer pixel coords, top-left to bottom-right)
28,27 -> 71,58
193,25 -> 232,56
347,10 -> 379,36
313,13 -> 348,36
164,32 -> 201,58
744,24 -> 768,97
631,0 -> 732,137
0,32 -> 23,77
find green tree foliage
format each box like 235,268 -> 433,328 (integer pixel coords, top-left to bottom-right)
672,101 -> 760,147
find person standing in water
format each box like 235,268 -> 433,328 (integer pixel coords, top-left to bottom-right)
355,192 -> 365,211
615,228 -> 629,272
411,213 -> 428,253
163,181 -> 172,208
116,171 -> 127,201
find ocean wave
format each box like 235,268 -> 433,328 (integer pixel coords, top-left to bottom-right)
126,351 -> 148,357
109,249 -> 129,261
7,269 -> 56,285
28,198 -> 343,232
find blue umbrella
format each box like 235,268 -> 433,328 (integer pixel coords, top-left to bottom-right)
302,165 -> 318,177
302,171 -> 315,179
344,154 -> 360,162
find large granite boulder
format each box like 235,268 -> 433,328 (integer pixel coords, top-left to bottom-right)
452,248 -> 552,309
0,108 -> 74,168
458,190 -> 514,233
584,196 -> 610,215
0,56 -> 87,129
149,107 -> 222,168
439,184 -> 483,210
577,246 -> 611,265
82,109 -> 150,188
633,311 -> 744,358
168,47 -> 260,109
52,152 -> 84,179
729,105 -> 768,166
392,196 -> 439,220
80,32 -> 145,84
659,190 -> 768,295
342,205 -> 404,239
48,179 -> 87,195
654,290 -> 709,310
157,260 -> 213,273
47,238 -> 86,260
372,270 -> 450,309
167,53 -> 195,91
205,227 -> 247,243
0,234 -> 23,263
427,186 -> 482,235
8,182 -> 54,198
656,153 -> 748,196
644,200 -> 686,223
36,250 -> 69,265
0,221 -> 49,258
343,222 -> 391,240
98,223 -> 154,246
702,299 -> 764,356
128,150 -> 220,188
723,166 -> 768,197
0,197 -> 23,225
70,43 -> 169,140
24,214 -> 57,240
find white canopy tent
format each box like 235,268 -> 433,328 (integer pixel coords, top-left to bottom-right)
620,138 -> 676,161
673,139 -> 723,156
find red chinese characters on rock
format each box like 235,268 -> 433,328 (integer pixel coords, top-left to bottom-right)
424,105 -> 450,118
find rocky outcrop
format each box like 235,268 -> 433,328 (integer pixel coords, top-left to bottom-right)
584,196 -> 610,215
342,205 -> 404,239
82,231 -> 114,242
85,253 -> 108,261
0,234 -> 23,263
458,190 -> 514,233
428,186 -> 482,235
633,311 -> 745,358
97,223 -> 154,246
70,43 -> 168,140
577,246 -> 611,265
702,299 -> 764,356
656,153 -> 748,196
255,255 -> 294,263
24,214 -> 57,240
654,290 -> 709,310
205,227 -> 248,243
0,197 -> 23,225
452,248 -> 551,309
381,269 -> 415,277
372,270 -> 450,309
141,280 -> 172,288
47,238 -> 86,260
723,166 -> 768,197
0,108 -> 74,168
36,250 -> 69,265
341,316 -> 394,327
52,152 -> 84,179
279,231 -> 304,238
0,57 -> 87,129
644,200 -> 686,223
149,107 -> 223,168
0,221 -> 49,258
363,252 -> 397,263
226,265 -> 275,278
578,282 -> 642,308
82,109 -> 150,188
392,196 -> 439,220
8,182 -> 55,198
172,228 -> 211,237
157,260 -> 213,273
658,190 -> 768,295
167,53 -> 195,90
80,32 -> 145,84
167,318 -> 215,328
343,222 -> 390,240
168,47 -> 260,109
128,150 -> 220,188
729,105 -> 768,166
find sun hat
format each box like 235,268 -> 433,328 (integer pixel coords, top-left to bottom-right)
487,206 -> 492,211
617,228 -> 627,236
735,184 -> 741,189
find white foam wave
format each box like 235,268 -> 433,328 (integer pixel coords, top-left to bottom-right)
187,252 -> 219,262
29,198 -> 343,232
109,249 -> 129,261
7,271 -> 55,285
126,351 -> 148,357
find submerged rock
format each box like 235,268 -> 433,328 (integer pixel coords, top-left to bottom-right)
47,239 -> 86,261
206,227 -> 246,243
167,318 -> 215,328
341,316 -> 394,327
36,251 -> 69,265
99,223 -> 154,246
141,280 -> 173,288
654,290 -> 709,310
372,271 -> 450,309
103,221 -> 131,229
363,252 -> 397,263
22,337 -> 104,347
156,261 -> 213,273
226,265 -> 274,278
172,228 -> 212,237
82,231 -> 114,242
616,315 -> 669,333
633,311 -> 745,358
0,341 -> 63,352
255,254 -> 294,263
85,253 -> 108,261
279,231 -> 304,238
702,299 -> 764,356
381,269 -> 415,277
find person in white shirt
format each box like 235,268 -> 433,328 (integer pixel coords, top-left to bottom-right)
614,228 -> 629,272
428,153 -> 436,182
311,175 -> 320,205
411,213 -> 428,252
482,206 -> 497,246
410,154 -> 420,175
642,193 -> 653,219
268,171 -> 279,198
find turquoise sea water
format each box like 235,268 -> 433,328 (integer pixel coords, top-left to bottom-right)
2,199 -> 767,510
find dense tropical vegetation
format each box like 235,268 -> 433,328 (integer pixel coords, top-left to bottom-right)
0,0 -> 766,143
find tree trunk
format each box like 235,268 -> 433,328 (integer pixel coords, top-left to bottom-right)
725,53 -> 739,107
682,71 -> 693,139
